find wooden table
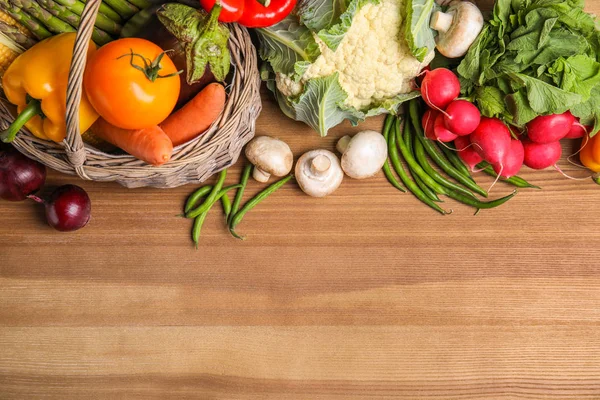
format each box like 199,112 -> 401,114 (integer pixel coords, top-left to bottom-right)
3,3 -> 600,398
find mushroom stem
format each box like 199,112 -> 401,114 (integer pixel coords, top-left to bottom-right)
430,11 -> 454,33
311,154 -> 332,175
252,167 -> 271,183
336,135 -> 352,154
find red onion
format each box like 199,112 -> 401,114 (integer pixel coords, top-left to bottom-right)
0,148 -> 46,201
34,185 -> 92,232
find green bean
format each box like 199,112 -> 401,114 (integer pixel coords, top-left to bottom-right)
439,143 -> 475,182
408,100 -> 488,198
191,187 -> 240,247
382,115 -> 407,193
184,185 -> 213,213
229,175 -> 293,240
414,134 -> 478,200
414,173 -> 442,202
476,162 -> 541,189
388,118 -> 449,215
191,212 -> 209,249
186,170 -> 227,218
403,118 -> 442,202
397,123 -> 518,210
221,194 -> 232,221
228,164 -> 252,225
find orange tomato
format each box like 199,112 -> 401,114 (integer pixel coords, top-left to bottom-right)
83,38 -> 181,130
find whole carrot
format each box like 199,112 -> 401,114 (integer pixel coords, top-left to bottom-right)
90,118 -> 173,166
160,83 -> 226,147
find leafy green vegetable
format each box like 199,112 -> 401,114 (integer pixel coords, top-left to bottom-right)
458,0 -> 600,134
474,86 -> 508,118
255,16 -> 321,77
403,0 -> 437,63
297,0 -> 348,33
293,73 -> 359,136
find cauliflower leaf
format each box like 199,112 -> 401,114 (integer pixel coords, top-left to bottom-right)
255,16 -> 321,77
293,73 -> 361,136
297,0 -> 348,33
403,0 -> 439,63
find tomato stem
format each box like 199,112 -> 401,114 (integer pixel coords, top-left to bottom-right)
117,48 -> 183,82
1,99 -> 43,143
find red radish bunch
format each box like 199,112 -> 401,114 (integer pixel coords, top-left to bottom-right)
419,68 -> 590,181
419,68 -> 481,143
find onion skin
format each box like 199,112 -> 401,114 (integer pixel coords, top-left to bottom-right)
0,149 -> 46,202
45,185 -> 91,232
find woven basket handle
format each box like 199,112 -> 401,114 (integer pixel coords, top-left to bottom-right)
64,0 -> 101,175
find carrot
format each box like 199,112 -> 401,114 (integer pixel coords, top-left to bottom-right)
160,83 -> 226,147
89,118 -> 173,166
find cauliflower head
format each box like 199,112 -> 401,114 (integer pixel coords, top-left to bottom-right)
258,0 -> 433,136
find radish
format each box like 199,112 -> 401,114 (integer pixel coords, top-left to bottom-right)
565,123 -> 589,139
420,68 -> 461,110
470,117 -> 512,166
493,139 -> 524,178
455,136 -> 482,171
564,113 -> 590,139
523,139 -> 562,170
434,113 -> 458,142
526,111 -> 575,144
443,100 -> 481,136
422,109 -> 439,140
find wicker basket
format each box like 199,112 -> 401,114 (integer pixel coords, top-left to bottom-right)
0,0 -> 261,188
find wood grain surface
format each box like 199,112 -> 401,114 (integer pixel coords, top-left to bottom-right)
2,2 -> 600,398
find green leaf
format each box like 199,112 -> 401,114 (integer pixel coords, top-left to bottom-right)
505,90 -> 538,126
297,0 -> 348,33
514,30 -> 588,66
571,86 -> 600,136
292,72 -> 357,137
457,25 -> 490,83
474,86 -> 508,118
317,0 -> 379,51
511,72 -> 582,115
255,16 -> 321,76
548,55 -> 600,101
403,0 -> 437,63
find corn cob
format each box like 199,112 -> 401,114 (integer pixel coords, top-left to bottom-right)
0,9 -> 37,77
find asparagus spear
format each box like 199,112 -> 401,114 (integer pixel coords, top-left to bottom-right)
38,0 -> 122,35
78,0 -> 123,24
61,0 -> 123,23
0,20 -> 37,48
0,0 -> 52,39
101,0 -> 138,20
36,0 -> 80,27
9,0 -> 75,34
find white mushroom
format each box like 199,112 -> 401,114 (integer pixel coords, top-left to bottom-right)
336,130 -> 388,180
430,1 -> 484,58
245,136 -> 293,183
295,150 -> 344,197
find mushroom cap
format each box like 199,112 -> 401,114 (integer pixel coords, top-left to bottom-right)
245,136 -> 293,177
295,150 -> 343,198
433,1 -> 483,58
339,130 -> 388,180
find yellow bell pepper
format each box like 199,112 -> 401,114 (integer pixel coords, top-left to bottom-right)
1,33 -> 99,143
579,134 -> 600,173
